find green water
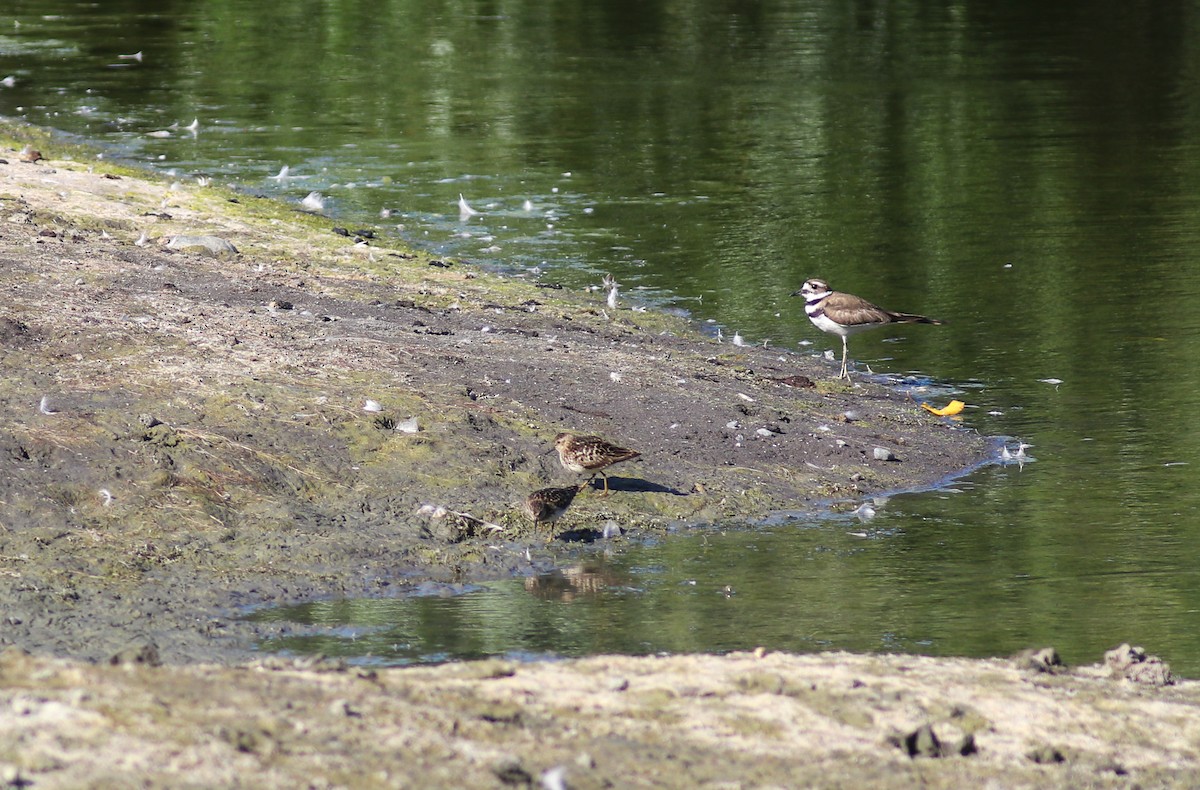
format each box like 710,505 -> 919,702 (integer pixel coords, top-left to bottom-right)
6,1 -> 1200,673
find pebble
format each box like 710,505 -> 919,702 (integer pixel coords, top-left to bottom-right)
873,447 -> 898,461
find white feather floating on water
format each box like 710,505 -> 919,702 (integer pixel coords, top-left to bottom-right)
458,193 -> 480,221
301,191 -> 326,213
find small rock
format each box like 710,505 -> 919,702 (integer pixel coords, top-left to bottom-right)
1013,646 -> 1064,674
138,413 -> 163,429
1027,744 -> 1067,764
607,676 -> 630,692
873,447 -> 898,461
493,758 -> 532,786
329,699 -> 362,718
891,723 -> 975,759
540,766 -> 568,790
1104,643 -> 1174,686
109,642 -> 161,667
897,723 -> 941,758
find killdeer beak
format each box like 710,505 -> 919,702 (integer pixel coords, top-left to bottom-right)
789,289 -> 803,298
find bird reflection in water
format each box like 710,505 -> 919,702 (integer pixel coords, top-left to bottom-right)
524,563 -> 624,602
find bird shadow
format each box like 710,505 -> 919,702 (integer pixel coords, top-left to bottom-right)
585,476 -> 687,496
556,527 -> 605,544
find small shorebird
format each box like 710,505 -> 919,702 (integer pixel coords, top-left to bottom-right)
554,432 -> 640,496
522,484 -> 584,527
791,278 -> 943,380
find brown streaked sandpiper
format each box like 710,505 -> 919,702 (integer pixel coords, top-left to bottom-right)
553,432 -> 640,496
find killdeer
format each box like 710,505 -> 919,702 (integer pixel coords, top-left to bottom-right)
791,278 -> 943,380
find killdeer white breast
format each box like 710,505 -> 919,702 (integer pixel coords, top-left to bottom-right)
791,278 -> 943,380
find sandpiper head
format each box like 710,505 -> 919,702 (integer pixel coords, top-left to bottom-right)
554,432 -> 572,451
791,278 -> 831,300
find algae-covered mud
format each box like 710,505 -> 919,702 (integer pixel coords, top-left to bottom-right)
3,131 -> 1197,789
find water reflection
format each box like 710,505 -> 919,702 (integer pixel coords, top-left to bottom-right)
524,563 -> 625,602
252,464 -> 1200,676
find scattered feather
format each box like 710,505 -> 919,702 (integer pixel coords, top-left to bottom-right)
853,502 -> 876,521
38,395 -> 57,415
301,191 -> 326,212
732,332 -> 745,347
118,51 -> 143,62
609,371 -> 622,383
458,193 -> 479,220
99,489 -> 115,507
394,416 -> 420,434
603,273 -> 619,309
363,399 -> 383,412
0,76 -> 15,88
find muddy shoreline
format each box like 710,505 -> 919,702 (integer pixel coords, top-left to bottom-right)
2,128 -> 1196,788
0,130 -> 993,665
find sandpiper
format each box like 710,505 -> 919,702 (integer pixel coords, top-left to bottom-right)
522,484 -> 584,526
553,432 -> 640,496
791,278 -> 943,380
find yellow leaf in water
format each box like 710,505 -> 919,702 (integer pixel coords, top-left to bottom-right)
921,399 -> 965,417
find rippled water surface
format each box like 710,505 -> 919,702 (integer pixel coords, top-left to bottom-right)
6,1 -> 1200,673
